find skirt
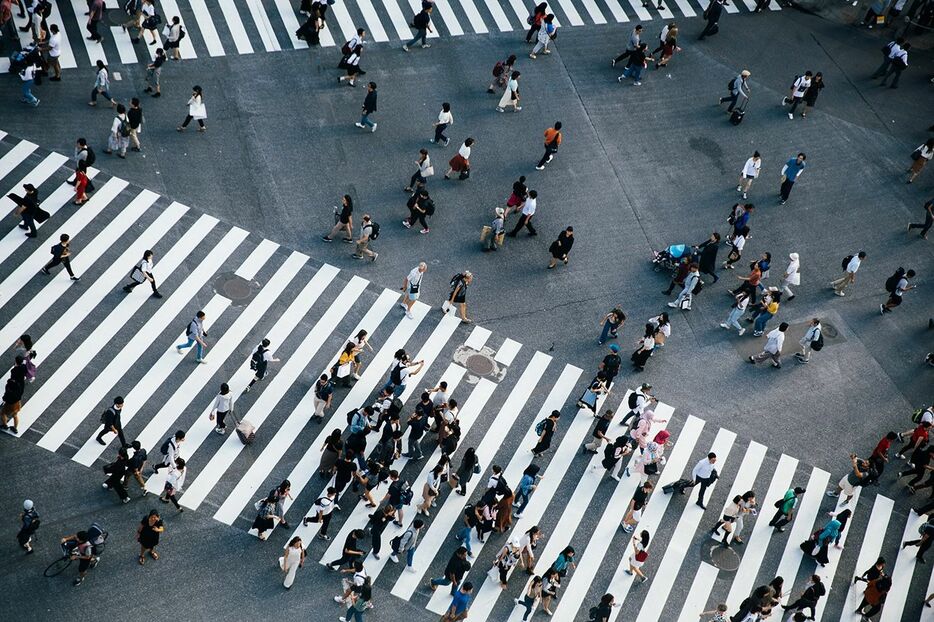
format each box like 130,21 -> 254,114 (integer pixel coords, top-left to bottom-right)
449,154 -> 469,172
319,448 -> 339,473
108,132 -> 129,152
911,157 -> 928,175
498,89 -> 516,108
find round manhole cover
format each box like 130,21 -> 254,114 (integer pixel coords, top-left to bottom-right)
820,321 -> 838,339
213,273 -> 257,306
465,353 -> 495,376
707,544 -> 741,571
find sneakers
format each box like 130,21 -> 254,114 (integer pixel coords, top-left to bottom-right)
834,291 -> 845,297
719,322 -> 730,329
633,81 -> 642,86
742,192 -> 747,199
422,44 -> 430,48
334,596 -> 345,603
354,122 -> 365,129
214,426 -> 225,435
496,106 -> 505,112
880,303 -> 888,315
781,97 -> 788,106
736,185 -> 742,192
420,228 -> 430,234
402,45 -> 409,52
389,554 -> 399,563
406,565 -> 418,573
787,113 -> 794,120
752,331 -> 763,337
371,253 -> 378,262
535,165 -> 545,171
405,311 -> 414,320
371,123 -> 378,132
402,220 -> 412,229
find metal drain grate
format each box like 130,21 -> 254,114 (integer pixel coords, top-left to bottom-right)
213,273 -> 259,307
707,544 -> 741,571
465,353 -> 495,376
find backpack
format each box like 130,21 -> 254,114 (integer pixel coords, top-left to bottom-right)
588,607 -> 599,621
628,391 -> 641,410
400,487 -> 414,506
341,40 -> 352,55
492,61 -> 505,77
118,117 -> 131,138
535,419 -> 547,435
390,362 -> 403,385
99,407 -> 115,425
36,0 -> 51,18
178,26 -> 186,41
810,329 -> 824,351
423,199 -> 436,217
160,438 -> 172,455
250,346 -> 265,371
495,476 -> 511,498
347,408 -> 360,425
123,0 -> 140,14
841,255 -> 853,270
727,77 -> 736,91
84,147 -> 96,167
912,407 -> 933,424
691,279 -> 704,295
367,222 -> 380,240
885,269 -> 905,294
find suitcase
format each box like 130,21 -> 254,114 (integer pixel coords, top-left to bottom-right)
729,108 -> 745,126
662,478 -> 694,494
236,419 -> 256,445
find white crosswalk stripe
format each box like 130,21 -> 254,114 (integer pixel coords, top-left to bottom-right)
22,0 -> 779,69
0,133 -> 929,622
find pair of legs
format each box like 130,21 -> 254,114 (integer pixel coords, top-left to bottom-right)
324,221 -> 352,242
123,277 -> 159,295
831,272 -> 854,295
42,256 -> 78,279
749,350 -> 781,368
405,207 -> 429,231
780,179 -> 795,202
908,212 -> 933,238
721,307 -> 745,333
1,401 -> 21,433
507,214 -> 536,236
719,93 -> 739,112
144,67 -> 161,95
537,145 -> 557,168
178,115 -> 206,130
403,28 -> 428,49
89,88 -> 116,106
433,123 -> 448,144
176,338 -> 204,360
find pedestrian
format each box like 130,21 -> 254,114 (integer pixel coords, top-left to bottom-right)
695,232 -> 721,283
801,72 -> 824,117
625,530 -> 650,582
550,545 -> 576,579
41,233 -> 79,280
590,593 -> 617,622
389,518 -> 424,571
856,575 -> 892,618
11,183 -> 41,238
354,81 -> 377,132
94,396 -> 126,447
826,453 -> 869,505
854,556 -> 886,586
88,60 -> 115,107
13,335 -> 36,385
617,43 -> 649,86
403,189 -> 432,234
122,0 -> 143,40
908,198 -> 933,240
280,536 -> 305,588
768,486 -> 805,532
668,262 -> 700,310
578,372 -> 609,413
44,23 -> 61,81
536,122 -> 562,170
443,271 -> 473,323
781,71 -> 812,119
205,382 -> 233,434
402,4 -> 432,51
612,24 -> 643,66
621,481 -> 654,532
445,138 -> 474,180
751,289 -> 780,337
881,269 -> 916,314
908,138 -> 934,184
779,153 -> 806,205
152,430 -> 184,476
516,576 -> 543,620
547,226 -> 573,269
698,0 -> 724,40
505,175 -> 528,216
631,323 -> 656,372
136,509 -> 164,565
416,464 -> 444,517
327,528 -> 365,571
252,490 -> 282,540
488,55 -> 516,94
143,47 -> 165,98
163,15 -> 184,60
102,446 -> 131,503
496,70 -> 521,113
405,151 -> 434,194
122,250 -> 162,297
879,42 -> 909,89
895,421 -> 931,459
902,516 -> 934,563
737,152 -> 761,199
441,581 -> 474,622
326,194 -> 356,244
402,399 -> 429,461
159,457 -> 186,512
748,322 -> 788,369
525,2 -> 547,43
432,102 -> 453,146
140,1 -> 160,45
123,97 -> 144,153
175,310 -> 207,362
103,103 -> 131,159
301,486 -> 338,540
86,0 -> 103,42
447,446 -> 478,495
831,250 -> 866,297
482,206 -> 506,252
794,318 -> 822,364
17,499 -> 40,554
585,409 -> 614,453
598,307 -> 626,345
70,159 -> 88,204
779,253 -> 800,300
19,59 -> 39,107
124,440 -> 148,495
699,604 -> 729,622
781,575 -> 825,619
532,410 -> 560,457
529,14 -> 555,59
245,338 -> 280,392
507,190 -> 538,237
872,37 -> 905,77
177,85 -> 206,132
400,262 -> 427,319
719,70 -> 750,113
428,546 -> 471,595
541,568 -> 561,615
654,26 -> 680,69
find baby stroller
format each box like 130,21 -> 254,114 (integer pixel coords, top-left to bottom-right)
651,244 -> 696,273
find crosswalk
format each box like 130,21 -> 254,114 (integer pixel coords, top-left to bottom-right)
0,131 -> 930,621
2,0 -> 782,73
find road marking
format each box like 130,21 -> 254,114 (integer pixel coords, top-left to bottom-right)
838,494 -> 893,622
880,511 -> 926,621
678,562 -> 720,620
357,0 -> 390,41
159,0 -> 199,58
711,441 -> 766,545
245,0 -> 282,51
110,26 -> 138,64
0,151 -> 67,222
189,0 -> 227,56
219,0 -> 255,54
494,338 -> 521,365
458,0 -> 490,33
0,139 -> 39,185
380,0 -> 416,39
273,0 -> 309,49
481,0 -> 513,31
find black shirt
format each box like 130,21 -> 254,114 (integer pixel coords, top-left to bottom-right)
363,91 -> 377,114
601,354 -> 621,375
408,414 -> 428,440
626,49 -> 647,69
444,555 -> 472,581
343,533 -> 361,555
631,486 -> 649,511
335,458 -> 356,482
592,416 -> 611,439
338,202 -> 353,224
127,107 -> 143,129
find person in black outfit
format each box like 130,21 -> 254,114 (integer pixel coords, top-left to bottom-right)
95,396 -> 127,447
781,575 -> 825,619
547,227 -> 574,269
327,529 -> 365,570
698,0 -> 724,40
334,450 -> 358,495
356,81 -> 378,132
41,233 -> 79,280
898,445 -> 934,490
102,447 -> 131,503
696,232 -> 721,283
12,183 -> 41,237
428,546 -> 472,595
902,515 -> 934,563
368,505 -> 395,559
404,189 -> 431,232
908,198 -> 934,239
532,410 -> 560,456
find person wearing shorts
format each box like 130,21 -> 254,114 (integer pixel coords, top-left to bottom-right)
622,481 -> 653,532
400,262 -> 426,319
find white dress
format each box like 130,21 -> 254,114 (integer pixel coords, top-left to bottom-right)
281,546 -> 302,588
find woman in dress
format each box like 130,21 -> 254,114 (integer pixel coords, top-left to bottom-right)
280,536 -> 305,589
416,464 -> 444,517
908,138 -> 934,184
547,226 -> 574,269
252,491 -> 281,540
177,85 -> 206,132
137,509 -> 164,564
626,530 -> 650,582
654,27 -> 680,68
404,149 -> 433,193
73,161 -> 90,205
631,323 -> 656,372
518,525 -> 542,572
506,175 -> 527,216
450,446 -> 478,495
497,71 -> 521,113
318,429 -> 343,479
495,490 -> 514,533
445,138 -> 474,180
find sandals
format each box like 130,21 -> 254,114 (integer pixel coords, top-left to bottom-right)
138,555 -> 145,565
150,550 -> 159,560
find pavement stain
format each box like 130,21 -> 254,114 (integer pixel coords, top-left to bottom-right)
688,135 -> 727,175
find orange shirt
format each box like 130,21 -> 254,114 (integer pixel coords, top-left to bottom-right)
544,128 -> 562,147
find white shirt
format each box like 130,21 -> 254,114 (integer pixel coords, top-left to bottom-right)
213,392 -> 233,412
312,496 -> 336,516
138,258 -> 154,274
407,267 -> 423,290
845,256 -> 861,274
892,48 -> 908,66
507,78 -> 518,95
732,234 -> 746,252
734,294 -> 749,311
142,2 -> 154,17
111,113 -> 127,134
894,277 -> 909,296
21,65 -> 36,81
692,458 -> 716,480
658,25 -> 669,43
458,143 -> 471,160
437,110 -> 453,125
167,465 -> 187,490
742,157 -> 760,178
649,316 -> 671,337
803,324 -> 821,343
764,328 -> 785,354
431,390 -> 448,408
792,75 -> 811,97
521,197 -> 537,216
630,392 -> 649,415
783,258 -> 800,285
48,33 -> 61,58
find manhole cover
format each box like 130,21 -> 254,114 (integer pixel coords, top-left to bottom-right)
213,273 -> 258,307
820,321 -> 839,339
707,544 -> 741,571
465,353 -> 495,376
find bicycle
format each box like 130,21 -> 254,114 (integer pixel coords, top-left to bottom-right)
44,532 -> 108,578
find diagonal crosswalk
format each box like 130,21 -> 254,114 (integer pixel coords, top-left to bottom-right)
9,0 -> 782,72
0,132 -> 929,622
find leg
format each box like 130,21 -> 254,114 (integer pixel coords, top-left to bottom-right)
60,257 -> 76,278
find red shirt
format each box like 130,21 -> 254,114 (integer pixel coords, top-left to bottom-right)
911,425 -> 930,444
871,437 -> 890,460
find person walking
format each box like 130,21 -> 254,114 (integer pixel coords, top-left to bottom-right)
122,250 -> 162,297
781,575 -> 826,619
88,60 -> 115,107
136,509 -> 164,565
445,138 -> 474,180
354,82 -> 377,132
794,318 -> 822,364
536,122 -> 562,170
126,97 -> 143,152
103,104 -> 130,159
668,262 -> 700,310
428,546 -> 471,595
698,0 -> 724,40
123,440 -> 148,496
140,0 -> 160,45
280,536 -> 305,588
547,226 -> 573,269
41,233 -> 79,280
301,486 -> 338,540
872,37 -> 904,77
17,499 -> 40,554
441,582 -> 474,622
719,70 -> 750,114
621,480 -> 653,531
443,271 -> 473,323
352,214 -> 378,261
86,0 -> 104,42
654,26 -> 681,69
95,396 -> 126,447
507,190 -> 538,237
801,72 -> 824,117
694,233 -> 721,284
404,150 -> 433,193
902,515 -> 934,563
908,198 -> 933,239
781,71 -> 812,120
516,576 -> 543,621
532,410 -> 560,457
402,4 -> 432,51
163,15 -> 183,60
403,189 -> 431,234
389,518 -> 424,571
400,262 -> 426,319
617,43 -> 649,86
529,14 -> 555,59
880,269 -> 915,314
176,310 -> 207,362
625,531 -> 651,582
768,486 -> 805,532
908,139 -> 934,184
748,322 -> 788,369
337,44 -> 364,87
631,324 -> 656,372
831,250 -> 866,297
780,253 -> 800,300
482,206 -> 506,252
585,409 -> 614,454
177,85 -> 206,132
488,54 -> 516,94
102,446 -> 132,503
432,102 -> 453,146
496,70 -> 521,112
525,2 -> 547,43
152,429 -> 184,474
143,48 -> 165,98
856,576 -> 892,618
43,23 -> 62,82
159,457 -> 186,512
324,194 -> 354,243
737,151 -> 761,199
245,338 -> 280,392
11,183 -> 41,238
879,42 -> 910,89
598,307 -> 626,345
208,383 -> 233,434
779,153 -> 806,205
612,24 -> 643,66
19,59 -> 39,107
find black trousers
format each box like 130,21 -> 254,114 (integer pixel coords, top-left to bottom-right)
181,115 -> 205,128
434,123 -> 448,143
719,92 -> 739,112
105,474 -> 129,501
784,598 -> 817,619
908,212 -> 933,236
125,277 -> 158,293
614,49 -> 633,64
698,19 -> 719,40
44,256 -> 75,277
881,63 -> 904,87
904,536 -> 933,559
20,212 -> 37,235
537,145 -> 558,168
768,509 -> 790,528
508,214 -> 536,236
96,423 -> 127,447
696,475 -> 715,504
87,19 -> 102,42
371,528 -> 387,556
525,24 -> 540,43
407,208 -> 428,230
780,179 -> 795,201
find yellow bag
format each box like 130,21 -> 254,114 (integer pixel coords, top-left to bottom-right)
480,225 -> 492,242
494,232 -> 505,247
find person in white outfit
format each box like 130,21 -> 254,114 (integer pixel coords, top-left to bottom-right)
177,85 -> 206,132
795,318 -> 822,363
781,253 -> 800,300
737,151 -> 761,199
721,290 -> 751,335
749,322 -> 788,368
280,536 -> 305,589
668,263 -> 700,310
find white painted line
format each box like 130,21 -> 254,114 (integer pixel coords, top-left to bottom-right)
655,1 -> 675,19
625,0 -> 652,20
464,325 -> 492,350
0,188 -> 156,372
272,0 -> 309,49
188,0 -> 226,56
494,338 -> 521,365
219,0 -> 255,54
670,0 -> 696,17
579,0 -> 608,24
738,0 -> 757,10
0,151 -> 68,221
47,3 -> 78,68
838,495 -> 894,622
711,441 -> 766,544
393,352 -> 550,600
35,227 -> 247,449
0,131 -> 6,140
769,0 -> 780,11
0,139 -> 38,184
679,562 -> 720,620
0,177 -> 128,311
923,552 -> 934,622
604,414 -> 706,622
635,427 -> 737,622
457,0 -> 489,33
880,511 -> 926,622
68,0 -> 107,65
356,0 -> 389,41
380,0 -> 415,39
601,0 -> 630,22
554,0 -> 584,25
548,410 -> 673,622
159,0 -> 198,58
506,0 -> 530,24
235,239 -> 279,280
110,26 -> 138,64
18,209 -> 213,434
773,467 -> 832,606
812,489 -> 862,622
330,0 -> 360,43
181,282 -> 397,511
318,16 -> 337,46
725,453 -> 798,610
143,28 -> 165,61
431,0 -> 465,36
245,0 -> 281,51
405,0 -> 440,37
481,0 -> 513,31
137,266 -> 347,487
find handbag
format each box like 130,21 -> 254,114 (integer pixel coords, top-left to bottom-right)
480,225 -> 492,242
643,462 -> 658,475
336,362 -> 352,378
911,149 -> 922,161
473,463 -> 481,474
441,301 -> 454,314
424,165 -> 435,177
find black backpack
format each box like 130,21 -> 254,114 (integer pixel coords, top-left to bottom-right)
123,0 -> 140,14
841,255 -> 853,270
811,330 -> 824,351
368,222 -> 380,240
628,392 -> 641,409
84,147 -> 96,167
885,269 -> 905,294
160,438 -> 172,455
390,362 -> 403,385
535,419 -> 547,435
99,407 -> 115,425
250,346 -> 265,371
178,26 -> 186,41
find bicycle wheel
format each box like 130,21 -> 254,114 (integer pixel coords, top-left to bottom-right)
43,556 -> 72,577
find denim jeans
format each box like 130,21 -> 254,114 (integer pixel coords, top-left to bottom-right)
90,87 -> 113,103
430,576 -> 458,595
725,307 -> 744,331
343,607 -> 364,622
406,547 -> 416,567
514,489 -> 530,515
753,311 -> 773,333
405,29 -> 427,47
177,338 -> 204,359
599,320 -> 618,344
407,435 -> 423,459
359,113 -> 374,128
456,525 -> 473,555
622,65 -> 644,81
22,80 -> 38,105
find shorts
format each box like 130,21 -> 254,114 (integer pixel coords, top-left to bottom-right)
1,400 -> 21,417
407,291 -> 419,302
631,508 -> 642,522
838,475 -> 856,497
886,294 -> 902,307
78,557 -> 92,572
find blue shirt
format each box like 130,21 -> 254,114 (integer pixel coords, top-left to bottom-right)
450,590 -> 472,614
784,158 -> 806,182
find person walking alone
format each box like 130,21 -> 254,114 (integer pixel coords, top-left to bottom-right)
123,249 -> 162,297
88,60 -> 116,107
879,42 -> 910,89
355,82 -> 377,132
780,253 -> 800,300
748,322 -> 788,369
880,269 -> 915,314
795,318 -> 822,364
432,102 -> 453,146
41,233 -> 79,280
737,151 -> 761,200
400,262 -> 427,320
508,190 -> 538,237
719,70 -> 750,114
907,198 -> 933,239
143,48 -> 165,98
536,122 -> 562,170
177,85 -> 206,132
698,0 -> 724,40
136,509 -> 164,564
95,396 -> 126,447
324,194 -> 354,243
127,97 -> 143,152
908,139 -> 934,184
831,251 -> 866,297
103,104 -> 130,159
402,4 -> 432,51
245,338 -> 280,393
547,227 -> 573,269
496,71 -> 521,113
176,310 -> 207,363
17,499 -> 40,553
779,153 -> 806,205
768,486 -> 805,532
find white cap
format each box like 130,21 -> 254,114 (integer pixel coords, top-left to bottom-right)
23,499 -> 34,511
